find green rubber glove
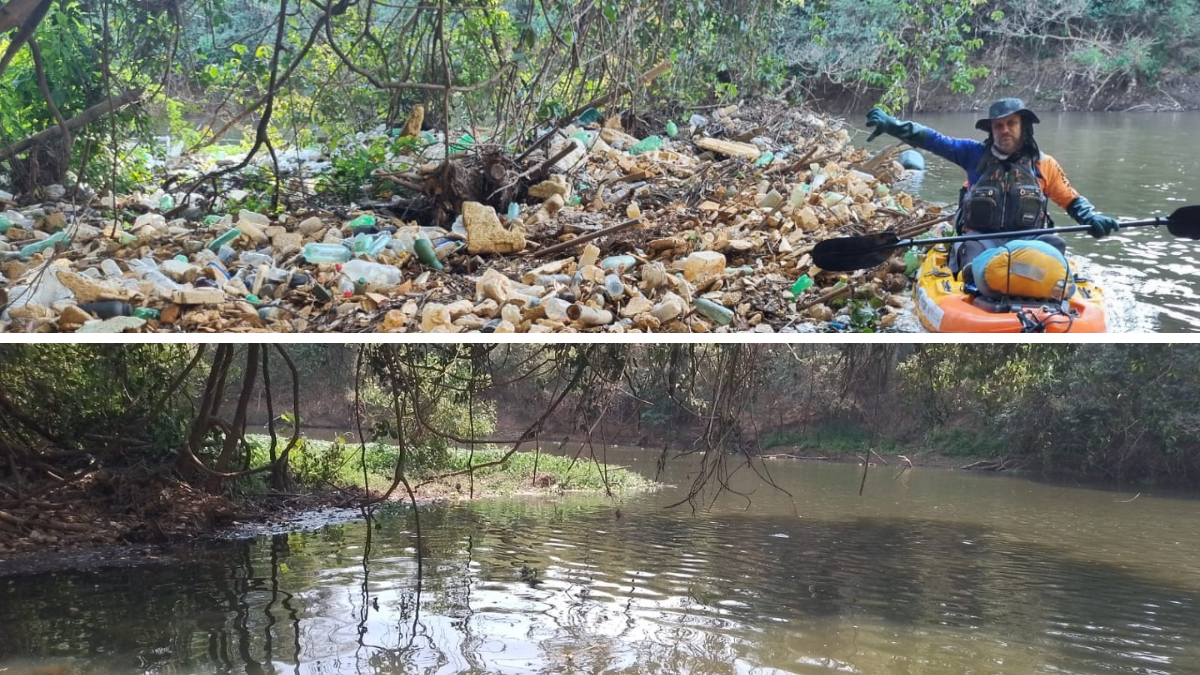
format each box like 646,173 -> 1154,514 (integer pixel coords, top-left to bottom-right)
865,108 -> 929,145
1067,195 -> 1120,239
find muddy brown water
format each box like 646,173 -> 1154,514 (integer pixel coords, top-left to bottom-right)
3,447 -> 1200,674
872,111 -> 1200,332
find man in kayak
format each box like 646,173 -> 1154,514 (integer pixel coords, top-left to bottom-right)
864,98 -> 1120,278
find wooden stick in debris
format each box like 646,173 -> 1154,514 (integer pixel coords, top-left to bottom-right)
488,143 -> 578,201
896,213 -> 953,240
766,145 -> 819,176
796,282 -> 853,311
532,217 -> 644,257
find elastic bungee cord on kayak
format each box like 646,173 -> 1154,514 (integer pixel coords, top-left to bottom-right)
1016,306 -> 1074,333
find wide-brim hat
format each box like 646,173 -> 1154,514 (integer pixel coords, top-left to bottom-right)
975,98 -> 1040,131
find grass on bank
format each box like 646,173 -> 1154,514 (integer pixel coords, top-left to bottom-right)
238,435 -> 654,497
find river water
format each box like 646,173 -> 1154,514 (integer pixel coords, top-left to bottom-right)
3,448 -> 1200,675
867,111 -> 1200,332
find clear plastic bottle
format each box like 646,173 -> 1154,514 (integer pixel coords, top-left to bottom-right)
351,232 -> 390,257
302,242 -> 352,264
604,273 -> 625,299
128,257 -> 183,293
339,259 -> 402,289
543,297 -> 571,321
100,258 -> 123,279
239,251 -> 275,268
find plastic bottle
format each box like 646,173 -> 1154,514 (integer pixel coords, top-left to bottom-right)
543,297 -> 571,321
17,231 -> 67,259
206,260 -> 232,282
128,257 -> 183,293
604,273 -> 625,299
535,274 -> 573,287
237,209 -> 270,227
600,255 -> 638,272
0,215 -> 11,233
302,242 -> 352,264
207,228 -> 241,251
239,251 -> 275,268
413,237 -> 444,270
100,259 -> 124,279
694,297 -> 734,325
577,108 -> 602,125
337,275 -> 357,297
339,259 -> 402,289
434,239 -> 462,260
79,300 -> 133,319
347,214 -> 376,230
629,135 -> 662,155
665,121 -> 679,137
351,232 -> 390,257
791,274 -> 814,296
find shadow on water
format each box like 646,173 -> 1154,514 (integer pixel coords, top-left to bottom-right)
2,497 -> 1199,675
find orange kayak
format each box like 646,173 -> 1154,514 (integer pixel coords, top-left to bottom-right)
913,244 -> 1107,333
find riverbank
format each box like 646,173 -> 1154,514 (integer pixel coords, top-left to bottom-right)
0,441 -> 651,575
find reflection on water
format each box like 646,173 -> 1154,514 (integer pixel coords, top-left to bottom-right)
871,111 -> 1200,332
4,455 -> 1200,675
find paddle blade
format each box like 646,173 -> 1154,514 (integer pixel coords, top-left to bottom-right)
1167,205 -> 1200,240
812,232 -> 903,271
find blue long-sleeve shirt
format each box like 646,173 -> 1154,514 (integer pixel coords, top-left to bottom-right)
913,129 -> 1081,209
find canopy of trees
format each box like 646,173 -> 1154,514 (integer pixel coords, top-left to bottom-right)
3,0 -> 1195,198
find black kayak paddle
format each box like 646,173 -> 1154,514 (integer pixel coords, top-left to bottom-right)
812,205 -> 1200,272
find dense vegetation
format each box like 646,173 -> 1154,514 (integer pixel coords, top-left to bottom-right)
2,0 -> 1195,202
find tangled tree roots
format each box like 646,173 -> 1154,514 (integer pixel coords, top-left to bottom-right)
7,142 -> 70,199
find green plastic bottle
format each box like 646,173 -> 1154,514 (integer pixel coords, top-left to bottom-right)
413,238 -> 444,270
665,121 -> 679,137
693,298 -> 734,325
791,274 -> 813,296
629,135 -> 662,155
577,108 -> 602,125
207,228 -> 241,251
347,214 -> 376,230
904,248 -> 921,276
17,231 -> 67,259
